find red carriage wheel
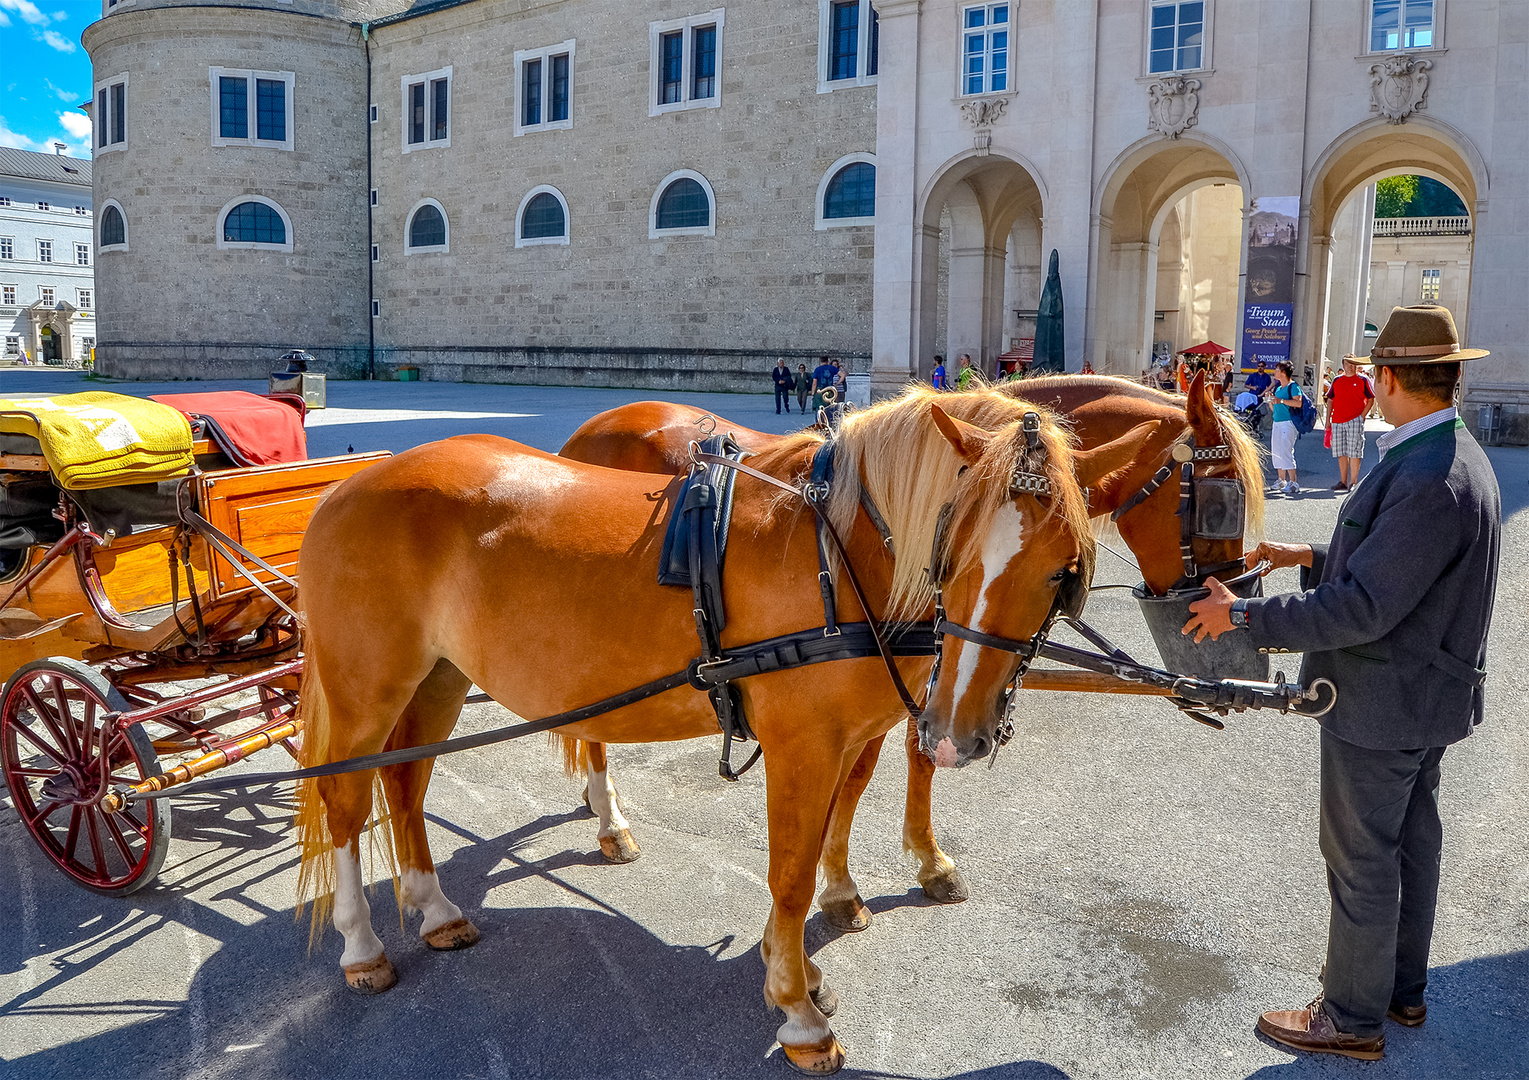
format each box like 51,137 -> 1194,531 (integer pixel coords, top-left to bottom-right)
1,658 -> 171,895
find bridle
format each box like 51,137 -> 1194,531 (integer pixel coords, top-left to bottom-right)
1109,425 -> 1247,590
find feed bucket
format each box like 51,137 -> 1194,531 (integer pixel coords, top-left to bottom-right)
1132,573 -> 1269,681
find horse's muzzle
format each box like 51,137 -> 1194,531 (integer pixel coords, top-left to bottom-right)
916,715 -> 990,769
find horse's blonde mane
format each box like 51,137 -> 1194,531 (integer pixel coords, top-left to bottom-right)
748,385 -> 1094,622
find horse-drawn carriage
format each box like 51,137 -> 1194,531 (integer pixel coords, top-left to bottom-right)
0,389 -> 384,893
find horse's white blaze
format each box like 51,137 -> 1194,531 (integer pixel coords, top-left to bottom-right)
333,842 -> 385,967
586,766 -> 631,841
401,867 -> 464,937
946,502 -> 1027,717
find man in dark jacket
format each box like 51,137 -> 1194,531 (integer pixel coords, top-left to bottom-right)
772,360 -> 795,414
1183,304 -> 1500,1061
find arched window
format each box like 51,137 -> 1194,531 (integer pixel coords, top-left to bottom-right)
409,204 -> 447,249
816,155 -> 876,229
517,188 -> 569,246
651,171 -> 715,237
223,201 -> 286,245
100,203 -> 127,249
824,162 -> 875,220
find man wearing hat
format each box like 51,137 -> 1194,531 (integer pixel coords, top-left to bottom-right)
1182,304 -> 1501,1061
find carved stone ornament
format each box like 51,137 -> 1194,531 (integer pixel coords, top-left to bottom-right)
1368,53 -> 1432,124
961,97 -> 1009,129
1147,76 -> 1202,140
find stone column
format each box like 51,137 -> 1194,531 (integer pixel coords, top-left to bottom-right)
870,0 -> 924,399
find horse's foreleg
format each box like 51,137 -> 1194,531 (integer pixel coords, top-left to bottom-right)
901,716 -> 970,904
582,743 -> 640,864
320,771 -> 397,995
763,754 -> 847,1074
817,734 -> 885,933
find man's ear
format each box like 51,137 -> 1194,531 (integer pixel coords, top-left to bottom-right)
930,403 -> 993,464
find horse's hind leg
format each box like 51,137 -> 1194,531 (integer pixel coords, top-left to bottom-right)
902,717 -> 969,904
817,734 -> 884,932
319,768 -> 398,995
379,659 -> 480,951
582,742 -> 641,864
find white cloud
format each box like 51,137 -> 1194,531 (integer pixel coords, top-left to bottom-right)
0,114 -> 92,158
45,79 -> 78,102
0,0 -> 49,27
51,9 -> 65,18
58,111 -> 91,140
40,28 -> 74,52
0,13 -> 11,28
0,117 -> 50,152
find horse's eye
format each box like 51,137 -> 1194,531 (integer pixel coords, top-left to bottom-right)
1049,569 -> 1068,584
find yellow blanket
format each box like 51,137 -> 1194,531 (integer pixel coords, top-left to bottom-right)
0,392 -> 194,490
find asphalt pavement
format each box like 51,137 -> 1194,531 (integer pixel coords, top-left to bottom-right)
0,370 -> 1524,1079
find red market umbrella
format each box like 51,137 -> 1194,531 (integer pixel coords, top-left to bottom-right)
1180,340 -> 1233,356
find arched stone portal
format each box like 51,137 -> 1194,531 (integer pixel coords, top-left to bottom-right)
1090,136 -> 1248,377
917,152 -> 1046,382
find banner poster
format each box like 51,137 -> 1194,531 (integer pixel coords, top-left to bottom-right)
1240,196 -> 1299,373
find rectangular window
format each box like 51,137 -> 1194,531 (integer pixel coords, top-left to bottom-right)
76,243 -> 90,266
650,11 -> 725,115
210,68 -> 295,150
94,72 -> 130,151
0,197 -> 9,208
38,240 -> 53,264
36,202 -> 49,212
1420,267 -> 1441,301
515,43 -> 575,136
371,244 -> 380,262
830,3 -> 859,81
0,238 -> 11,260
2,286 -> 14,306
401,67 -> 451,151
40,287 -> 55,305
371,299 -> 380,317
1371,0 -> 1433,51
4,336 -> 18,356
74,206 -> 88,215
111,81 -> 126,144
962,4 -> 1008,95
370,103 -> 378,123
1149,1 -> 1204,73
820,0 -> 879,91
77,288 -> 93,308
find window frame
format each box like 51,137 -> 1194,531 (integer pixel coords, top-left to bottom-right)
400,67 -> 452,154
93,72 -> 129,154
815,153 -> 877,230
75,243 -> 91,266
404,198 -> 450,255
1143,0 -> 1210,76
650,169 -> 716,238
98,200 -> 129,252
1420,266 -> 1441,301
209,68 -> 296,151
0,237 -> 12,261
958,3 -> 1011,97
37,240 -> 54,264
215,195 -> 294,252
515,186 -> 571,248
39,287 -> 56,306
515,41 -> 576,136
649,10 -> 726,117
1365,0 -> 1441,54
2,286 -> 15,307
818,0 -> 879,93
77,288 -> 93,310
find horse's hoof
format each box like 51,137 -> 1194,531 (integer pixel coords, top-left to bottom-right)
599,830 -> 642,864
809,984 -> 839,1019
820,895 -> 872,933
343,953 -> 398,995
782,1035 -> 846,1075
920,868 -> 970,905
423,918 -> 480,951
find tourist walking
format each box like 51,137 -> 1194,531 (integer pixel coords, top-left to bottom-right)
794,363 -> 811,413
955,353 -> 976,390
772,360 -> 795,414
1326,354 -> 1375,491
1183,303 -> 1499,1064
810,355 -> 839,412
1268,360 -> 1303,495
931,355 -> 947,389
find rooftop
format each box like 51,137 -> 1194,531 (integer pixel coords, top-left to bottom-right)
0,147 -> 92,188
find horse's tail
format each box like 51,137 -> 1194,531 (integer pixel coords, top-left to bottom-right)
293,645 -> 400,948
550,734 -> 590,778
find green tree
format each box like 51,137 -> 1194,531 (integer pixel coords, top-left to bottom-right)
1374,175 -> 1419,218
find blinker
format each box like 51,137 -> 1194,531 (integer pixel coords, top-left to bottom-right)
1192,478 -> 1246,541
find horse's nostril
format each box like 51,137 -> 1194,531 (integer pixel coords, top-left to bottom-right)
970,736 -> 990,762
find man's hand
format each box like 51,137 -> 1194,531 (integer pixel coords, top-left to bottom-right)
1182,576 -> 1238,643
1244,541 -> 1313,571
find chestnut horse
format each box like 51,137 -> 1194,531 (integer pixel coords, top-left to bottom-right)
559,372 -> 1265,927
294,387 -> 1139,1073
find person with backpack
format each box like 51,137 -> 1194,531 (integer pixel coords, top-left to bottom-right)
1268,360 -> 1304,496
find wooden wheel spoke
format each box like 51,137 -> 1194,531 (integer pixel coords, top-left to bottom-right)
85,809 -> 109,878
48,676 -> 81,758
12,766 -> 63,779
26,799 -> 65,828
117,806 -> 149,840
102,809 -> 137,864
64,805 -> 83,861
13,721 -> 68,765
22,685 -> 73,759
81,699 -> 98,761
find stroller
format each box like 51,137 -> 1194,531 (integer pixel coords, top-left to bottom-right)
1233,390 -> 1265,437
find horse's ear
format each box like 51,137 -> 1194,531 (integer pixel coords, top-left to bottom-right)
1186,368 -> 1218,438
1072,420 -> 1160,494
930,403 -> 993,464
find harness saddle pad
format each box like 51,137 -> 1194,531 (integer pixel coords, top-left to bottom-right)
657,434 -> 744,631
0,392 -> 194,491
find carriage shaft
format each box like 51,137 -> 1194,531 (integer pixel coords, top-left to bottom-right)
1021,670 -> 1179,695
100,717 -> 302,812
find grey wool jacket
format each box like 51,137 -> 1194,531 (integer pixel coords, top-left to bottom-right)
1245,418 -> 1501,750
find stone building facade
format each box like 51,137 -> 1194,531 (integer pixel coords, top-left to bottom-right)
0,148 -> 96,365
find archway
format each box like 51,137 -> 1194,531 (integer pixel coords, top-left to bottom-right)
918,152 -> 1046,381
40,327 -> 60,364
1090,137 -> 1247,377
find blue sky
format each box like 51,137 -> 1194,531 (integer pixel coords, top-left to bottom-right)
0,1 -> 100,158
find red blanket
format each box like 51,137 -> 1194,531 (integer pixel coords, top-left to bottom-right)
151,391 -> 307,465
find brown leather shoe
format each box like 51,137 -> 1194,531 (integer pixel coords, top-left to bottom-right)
1258,995 -> 1385,1061
1387,1001 -> 1426,1027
